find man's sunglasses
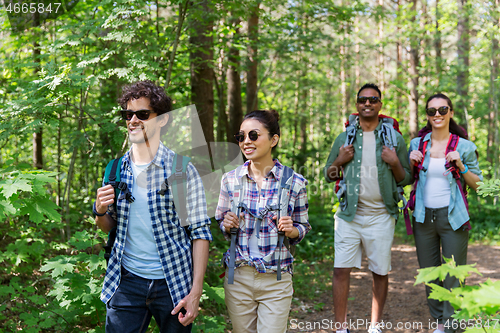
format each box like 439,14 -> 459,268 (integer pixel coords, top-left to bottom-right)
426,106 -> 450,117
357,96 -> 381,104
120,109 -> 154,121
235,130 -> 261,143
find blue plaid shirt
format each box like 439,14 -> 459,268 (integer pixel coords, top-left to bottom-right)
100,143 -> 213,306
409,133 -> 483,230
215,160 -> 311,274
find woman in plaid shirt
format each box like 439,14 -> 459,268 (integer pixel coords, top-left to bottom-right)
215,109 -> 311,333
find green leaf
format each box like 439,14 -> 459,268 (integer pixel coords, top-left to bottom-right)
415,257 -> 481,286
201,282 -> 225,306
0,178 -> 32,198
40,257 -> 75,278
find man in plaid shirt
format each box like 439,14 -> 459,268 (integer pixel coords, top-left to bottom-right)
94,80 -> 212,333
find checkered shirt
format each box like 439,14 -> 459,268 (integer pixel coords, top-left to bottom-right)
100,143 -> 213,306
215,160 -> 310,275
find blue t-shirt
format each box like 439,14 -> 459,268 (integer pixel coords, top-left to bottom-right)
121,160 -> 164,279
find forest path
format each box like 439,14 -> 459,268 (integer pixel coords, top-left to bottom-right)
288,243 -> 500,333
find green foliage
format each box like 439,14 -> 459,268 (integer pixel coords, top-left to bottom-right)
415,256 -> 500,332
477,179 -> 500,198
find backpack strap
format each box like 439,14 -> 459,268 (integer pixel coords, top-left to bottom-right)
404,138 -> 428,235
444,134 -> 471,229
275,166 -> 294,281
104,156 -> 135,204
227,165 -> 245,285
167,154 -> 191,227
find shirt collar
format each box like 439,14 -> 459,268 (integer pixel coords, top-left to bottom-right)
122,142 -> 171,169
236,159 -> 283,180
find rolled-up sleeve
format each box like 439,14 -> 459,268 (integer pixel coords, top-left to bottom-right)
215,173 -> 232,240
396,134 -> 411,187
290,177 -> 311,246
463,142 -> 482,180
185,163 -> 213,241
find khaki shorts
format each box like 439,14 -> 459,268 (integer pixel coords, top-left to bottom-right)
334,212 -> 395,276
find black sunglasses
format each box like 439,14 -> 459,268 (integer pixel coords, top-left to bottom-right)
235,130 -> 261,143
120,109 -> 154,121
426,106 -> 450,117
357,96 -> 381,104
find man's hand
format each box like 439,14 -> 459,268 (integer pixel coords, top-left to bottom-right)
381,146 -> 399,167
326,144 -> 354,181
96,184 -> 115,214
95,185 -> 117,233
337,144 -> 355,166
171,291 -> 201,326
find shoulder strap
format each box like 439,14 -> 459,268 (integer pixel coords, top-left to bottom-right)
169,153 -> 191,227
104,157 -> 124,210
344,115 -> 358,147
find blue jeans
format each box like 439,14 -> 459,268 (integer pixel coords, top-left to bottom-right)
105,266 -> 192,333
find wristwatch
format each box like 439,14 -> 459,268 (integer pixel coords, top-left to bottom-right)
93,202 -> 106,217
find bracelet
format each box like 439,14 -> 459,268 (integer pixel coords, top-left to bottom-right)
93,202 -> 106,217
460,164 -> 468,174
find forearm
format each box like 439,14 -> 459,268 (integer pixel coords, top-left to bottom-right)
462,169 -> 481,191
326,160 -> 344,182
390,160 -> 406,183
190,239 -> 209,298
95,214 -> 117,234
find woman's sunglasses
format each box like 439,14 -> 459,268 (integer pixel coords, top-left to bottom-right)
426,106 -> 450,117
120,109 -> 154,121
357,96 -> 381,104
235,130 -> 260,143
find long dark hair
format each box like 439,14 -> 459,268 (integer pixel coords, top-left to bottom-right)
418,93 -> 468,139
242,109 -> 280,150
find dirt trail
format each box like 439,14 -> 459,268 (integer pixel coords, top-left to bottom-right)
289,243 -> 500,333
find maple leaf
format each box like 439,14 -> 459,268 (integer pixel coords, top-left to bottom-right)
40,256 -> 76,278
0,178 -> 32,199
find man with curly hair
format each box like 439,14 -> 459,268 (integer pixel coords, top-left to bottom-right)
93,80 -> 212,333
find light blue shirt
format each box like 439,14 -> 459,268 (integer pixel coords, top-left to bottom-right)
409,133 -> 483,230
122,160 -> 164,279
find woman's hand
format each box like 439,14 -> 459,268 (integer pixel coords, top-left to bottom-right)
275,216 -> 299,238
223,212 -> 239,233
409,150 -> 424,166
445,151 -> 464,170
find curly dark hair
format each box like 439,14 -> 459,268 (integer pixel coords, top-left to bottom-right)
118,80 -> 172,115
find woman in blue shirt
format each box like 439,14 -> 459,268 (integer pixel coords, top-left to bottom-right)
408,93 -> 482,333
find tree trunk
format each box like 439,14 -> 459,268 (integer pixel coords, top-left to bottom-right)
355,17 -> 360,88
396,0 -> 402,120
489,0 -> 500,181
340,22 -> 350,124
246,1 -> 260,113
215,52 -> 229,144
408,0 -> 419,139
457,0 -> 470,132
227,16 -> 243,140
190,0 -> 215,147
378,0 -> 385,91
33,12 -> 43,170
434,0 -> 442,85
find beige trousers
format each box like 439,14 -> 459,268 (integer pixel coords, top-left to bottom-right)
224,266 -> 293,333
